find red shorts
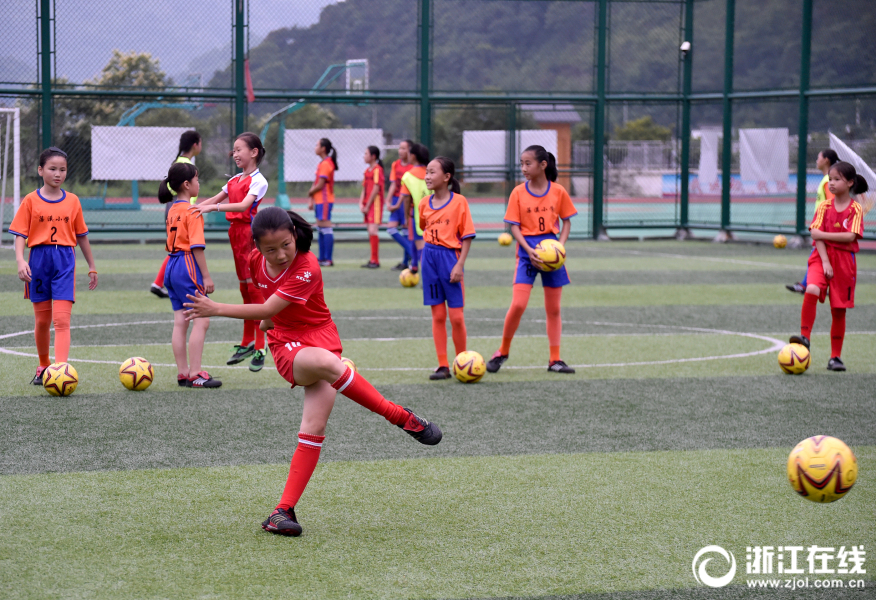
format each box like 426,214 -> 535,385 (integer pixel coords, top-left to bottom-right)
807,247 -> 857,309
363,200 -> 383,225
269,323 -> 343,388
228,222 -> 254,281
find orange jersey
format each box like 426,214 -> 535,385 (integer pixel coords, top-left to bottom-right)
504,181 -> 578,236
165,200 -> 206,253
390,159 -> 414,190
9,190 -> 88,247
363,163 -> 385,205
312,158 -> 335,205
418,192 -> 476,249
810,198 -> 865,253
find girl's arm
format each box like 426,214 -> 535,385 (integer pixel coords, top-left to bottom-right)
449,238 -> 473,283
815,240 -> 833,280
197,191 -> 228,206
558,218 -> 572,246
191,248 -> 214,294
810,229 -> 858,243
307,178 -> 326,197
358,186 -> 366,211
194,193 -> 258,215
402,194 -> 413,225
386,181 -> 399,207
14,236 -> 31,282
77,236 -> 99,290
510,223 -> 544,267
184,292 -> 290,322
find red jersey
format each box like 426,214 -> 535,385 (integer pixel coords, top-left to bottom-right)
312,158 -> 335,205
810,198 -> 865,253
504,181 -> 578,236
9,190 -> 88,247
363,163 -> 385,205
249,248 -> 334,341
389,159 -> 414,194
418,192 -> 477,249
222,169 -> 268,223
165,200 -> 206,254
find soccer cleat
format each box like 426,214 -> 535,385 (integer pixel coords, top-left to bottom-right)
177,374 -> 189,387
360,261 -> 380,269
429,366 -> 452,380
785,282 -> 805,294
227,342 -> 255,365
391,262 -> 408,271
789,334 -> 810,349
31,366 -> 47,385
827,357 -> 847,372
188,371 -> 222,388
486,352 -> 509,373
150,283 -> 169,298
398,408 -> 443,445
261,507 -> 302,537
409,265 -> 419,274
548,360 -> 576,374
249,349 -> 266,372
318,260 -> 334,267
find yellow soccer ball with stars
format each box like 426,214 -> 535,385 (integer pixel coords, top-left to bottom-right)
787,435 -> 857,503
42,362 -> 79,397
533,239 -> 566,272
778,343 -> 810,374
498,232 -> 513,246
119,357 -> 154,391
773,234 -> 787,249
340,357 -> 358,373
452,351 -> 486,383
399,268 -> 420,288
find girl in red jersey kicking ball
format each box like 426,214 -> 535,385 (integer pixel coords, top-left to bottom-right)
183,207 -> 442,537
790,161 -> 867,371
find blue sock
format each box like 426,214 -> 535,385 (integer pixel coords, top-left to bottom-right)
388,227 -> 412,265
323,227 -> 334,262
317,231 -> 325,261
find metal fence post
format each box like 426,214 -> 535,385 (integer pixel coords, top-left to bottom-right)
419,0 -> 432,149
506,102 -> 517,203
796,0 -> 813,237
39,0 -> 53,149
679,0 -> 694,234
234,0 -> 246,136
720,0 -> 735,235
592,0 -> 608,239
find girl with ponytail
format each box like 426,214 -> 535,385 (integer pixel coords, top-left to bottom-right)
183,206 -> 442,537
486,144 -> 579,375
419,156 -> 476,380
359,146 -> 385,268
308,138 -> 338,266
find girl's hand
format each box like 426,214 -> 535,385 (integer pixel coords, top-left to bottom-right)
17,260 -> 31,283
190,204 -> 215,216
526,247 -> 546,269
449,262 -> 464,283
822,260 -> 834,280
388,199 -> 400,211
88,272 -> 98,290
183,292 -> 219,320
259,318 -> 274,332
307,199 -> 314,211
203,276 -> 215,294
359,201 -> 366,213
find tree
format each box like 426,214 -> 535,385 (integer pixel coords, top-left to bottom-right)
613,116 -> 671,141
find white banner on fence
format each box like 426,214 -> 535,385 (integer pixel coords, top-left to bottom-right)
462,130 -> 557,182
284,129 -> 383,183
739,128 -> 789,184
91,126 -> 191,180
698,130 -> 719,185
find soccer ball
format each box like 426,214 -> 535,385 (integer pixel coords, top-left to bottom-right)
399,268 -> 420,287
452,351 -> 486,383
119,357 -> 154,391
787,435 -> 857,503
773,235 -> 787,249
340,356 -> 358,373
498,232 -> 513,246
42,362 -> 79,397
533,239 -> 566,271
778,343 -> 810,374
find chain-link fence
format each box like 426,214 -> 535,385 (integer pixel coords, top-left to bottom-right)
1,0 -> 874,241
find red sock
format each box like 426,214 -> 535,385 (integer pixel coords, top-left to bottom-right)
154,256 -> 169,287
830,307 -> 846,358
331,365 -> 408,425
52,300 -> 73,363
499,284 -> 531,355
276,433 -> 325,510
33,301 -> 52,367
369,235 -> 379,264
431,304 -> 448,367
545,286 -> 563,362
246,282 -> 266,350
448,306 -> 467,356
239,282 -> 255,346
800,293 -> 818,339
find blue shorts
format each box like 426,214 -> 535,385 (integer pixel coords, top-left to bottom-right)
25,245 -> 77,303
514,233 -> 570,288
165,252 -> 206,311
422,243 -> 465,308
388,196 -> 406,225
314,203 -> 333,221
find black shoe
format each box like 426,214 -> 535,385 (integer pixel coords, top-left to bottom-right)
827,357 -> 846,371
410,265 -> 419,274
391,262 -> 408,271
261,507 -> 302,537
189,371 -> 222,388
789,335 -> 810,349
785,282 -> 805,294
429,366 -> 451,380
318,260 -> 334,267
31,367 -> 46,385
150,283 -> 169,298
360,261 -> 380,269
249,349 -> 266,372
486,352 -> 508,373
548,360 -> 576,374
227,342 -> 255,365
398,408 -> 443,445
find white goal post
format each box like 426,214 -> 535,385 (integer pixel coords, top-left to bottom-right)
0,107 -> 21,246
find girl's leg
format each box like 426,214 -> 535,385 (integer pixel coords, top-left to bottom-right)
498,284 -> 533,355
51,300 -> 73,363
431,304 -> 449,368
544,286 -> 563,363
245,281 -> 266,351
830,307 -> 846,358
171,310 -> 190,376
188,316 -> 210,375
800,288 -> 819,340
239,281 -> 255,347
33,301 -> 53,368
448,306 -> 467,357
